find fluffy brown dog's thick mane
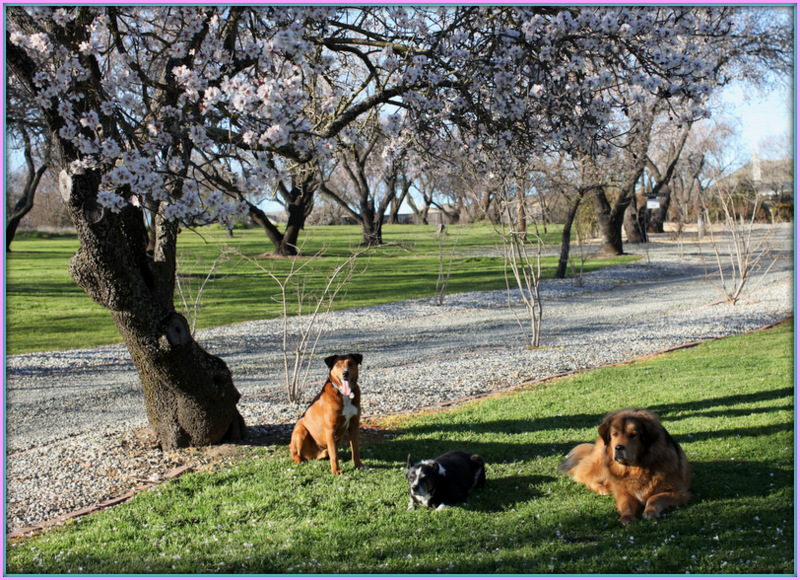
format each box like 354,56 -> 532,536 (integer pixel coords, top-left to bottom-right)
562,408 -> 691,524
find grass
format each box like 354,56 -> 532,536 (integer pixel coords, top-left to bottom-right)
5,320 -> 794,574
5,224 -> 637,354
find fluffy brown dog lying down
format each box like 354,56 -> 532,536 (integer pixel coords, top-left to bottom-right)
289,354 -> 364,475
560,408 -> 691,525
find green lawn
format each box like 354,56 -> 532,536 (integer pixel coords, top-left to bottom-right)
5,224 -> 635,354
5,321 -> 794,574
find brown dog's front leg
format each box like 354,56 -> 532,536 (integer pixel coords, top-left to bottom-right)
349,418 -> 364,469
615,492 -> 642,525
643,490 -> 689,519
326,432 -> 341,475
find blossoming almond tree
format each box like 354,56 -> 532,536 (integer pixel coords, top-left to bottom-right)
6,6 -> 746,448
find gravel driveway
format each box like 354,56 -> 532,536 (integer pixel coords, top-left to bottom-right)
5,224 -> 794,534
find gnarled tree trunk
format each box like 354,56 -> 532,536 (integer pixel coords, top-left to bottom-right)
7,6 -> 247,450
624,194 -> 649,244
59,171 -> 246,449
247,175 -> 316,257
592,186 -> 626,255
248,190 -> 313,257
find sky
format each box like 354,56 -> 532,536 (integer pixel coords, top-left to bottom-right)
717,83 -> 795,162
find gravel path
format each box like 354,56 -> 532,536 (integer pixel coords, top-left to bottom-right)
4,225 -> 794,535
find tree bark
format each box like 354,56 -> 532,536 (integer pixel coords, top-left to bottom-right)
59,171 -> 246,449
555,188 -> 588,279
624,194 -> 648,244
592,186 -> 626,255
319,138 -> 398,247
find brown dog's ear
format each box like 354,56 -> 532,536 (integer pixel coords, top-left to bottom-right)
324,355 -> 338,369
598,414 -> 614,446
638,417 -> 661,451
349,353 -> 363,365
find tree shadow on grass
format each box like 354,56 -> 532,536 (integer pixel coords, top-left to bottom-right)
468,473 -> 558,513
648,386 -> 793,422
239,383 -> 793,486
385,412 -> 603,456
690,461 -> 793,501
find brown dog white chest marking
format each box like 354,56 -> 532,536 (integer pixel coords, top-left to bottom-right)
289,353 -> 365,475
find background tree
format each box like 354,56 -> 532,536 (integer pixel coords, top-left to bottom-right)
318,116 -> 410,246
5,80 -> 51,251
242,162 -> 321,256
637,119 -> 694,236
586,7 -> 791,255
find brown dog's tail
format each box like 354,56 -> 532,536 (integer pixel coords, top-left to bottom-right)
559,443 -> 594,474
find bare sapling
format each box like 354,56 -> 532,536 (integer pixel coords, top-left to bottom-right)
433,226 -> 462,306
241,244 -> 369,403
700,186 -> 779,305
175,249 -> 234,335
567,201 -> 599,287
493,199 -> 543,349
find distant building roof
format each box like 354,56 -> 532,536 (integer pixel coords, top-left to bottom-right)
727,153 -> 793,197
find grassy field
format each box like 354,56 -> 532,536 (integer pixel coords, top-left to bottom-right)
5,224 -> 636,354
5,320 -> 794,574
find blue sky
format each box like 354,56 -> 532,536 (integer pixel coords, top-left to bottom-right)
717,83 -> 795,162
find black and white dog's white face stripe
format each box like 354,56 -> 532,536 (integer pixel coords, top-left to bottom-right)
406,460 -> 449,509
407,461 -> 445,487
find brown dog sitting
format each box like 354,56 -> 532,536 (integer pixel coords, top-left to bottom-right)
289,353 -> 365,475
560,409 -> 691,525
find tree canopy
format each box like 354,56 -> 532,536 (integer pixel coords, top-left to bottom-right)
9,6 -> 780,230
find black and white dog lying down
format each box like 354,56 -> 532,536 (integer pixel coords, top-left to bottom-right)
406,451 -> 486,511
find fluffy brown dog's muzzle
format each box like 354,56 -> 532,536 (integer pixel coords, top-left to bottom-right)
614,445 -> 630,463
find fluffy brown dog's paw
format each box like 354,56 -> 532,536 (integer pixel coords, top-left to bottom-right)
642,506 -> 661,519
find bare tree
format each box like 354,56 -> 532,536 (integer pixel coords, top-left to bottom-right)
490,173 -> 544,348
319,125 -> 410,247
175,249 -> 234,335
499,215 -> 543,349
669,119 -> 741,244
242,246 -> 368,403
624,120 -> 694,239
700,184 -> 778,305
433,227 -> 462,306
